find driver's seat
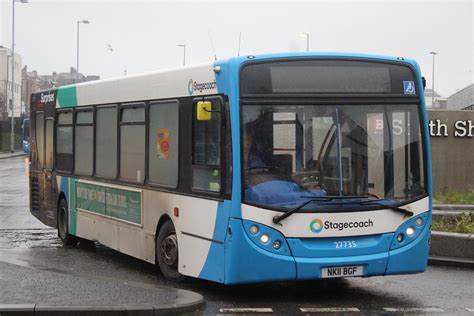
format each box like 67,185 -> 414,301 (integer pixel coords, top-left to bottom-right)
273,154 -> 292,177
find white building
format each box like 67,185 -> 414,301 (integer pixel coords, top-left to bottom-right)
0,46 -> 22,119
423,88 -> 442,108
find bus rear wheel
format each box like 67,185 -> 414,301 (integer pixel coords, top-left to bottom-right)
57,199 -> 76,245
156,220 -> 185,282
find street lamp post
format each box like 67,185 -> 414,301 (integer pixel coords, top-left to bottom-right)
178,44 -> 186,66
429,51 -> 438,107
300,33 -> 310,52
10,0 -> 28,153
76,19 -> 90,83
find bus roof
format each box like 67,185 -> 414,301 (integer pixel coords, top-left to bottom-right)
31,52 -> 420,109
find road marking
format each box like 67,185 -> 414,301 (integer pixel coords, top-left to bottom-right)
466,308 -> 474,312
300,307 -> 360,313
383,307 -> 444,313
219,308 -> 273,313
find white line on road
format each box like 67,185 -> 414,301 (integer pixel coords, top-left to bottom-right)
383,307 -> 445,313
219,307 -> 274,313
466,308 -> 474,312
300,307 -> 360,313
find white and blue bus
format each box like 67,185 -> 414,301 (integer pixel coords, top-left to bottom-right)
30,52 -> 432,284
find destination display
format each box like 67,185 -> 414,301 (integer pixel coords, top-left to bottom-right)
240,59 -> 417,95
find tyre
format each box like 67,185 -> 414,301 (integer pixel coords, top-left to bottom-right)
57,198 -> 76,245
156,220 -> 185,282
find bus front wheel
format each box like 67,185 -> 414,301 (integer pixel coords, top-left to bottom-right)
57,199 -> 76,245
156,220 -> 185,282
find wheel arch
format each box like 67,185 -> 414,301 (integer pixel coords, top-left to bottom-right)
55,191 -> 67,229
155,214 -> 173,242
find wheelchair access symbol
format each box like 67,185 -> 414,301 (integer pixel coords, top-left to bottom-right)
403,81 -> 416,94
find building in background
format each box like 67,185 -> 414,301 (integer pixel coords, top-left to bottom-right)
424,88 -> 442,109
0,46 -> 22,120
433,98 -> 447,109
21,66 -> 100,117
447,83 -> 474,110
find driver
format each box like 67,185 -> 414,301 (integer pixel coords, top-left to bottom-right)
243,121 -> 266,171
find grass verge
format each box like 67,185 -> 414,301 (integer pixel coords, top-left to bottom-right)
432,212 -> 474,234
433,189 -> 474,205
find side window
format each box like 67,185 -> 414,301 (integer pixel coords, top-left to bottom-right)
56,111 -> 73,172
95,106 -> 117,179
74,109 -> 94,176
192,98 -> 222,192
45,119 -> 54,170
35,112 -> 44,170
148,101 -> 179,187
120,105 -> 145,182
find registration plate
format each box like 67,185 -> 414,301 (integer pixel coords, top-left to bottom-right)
322,265 -> 364,278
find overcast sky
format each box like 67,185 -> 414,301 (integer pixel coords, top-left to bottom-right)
1,0 -> 472,97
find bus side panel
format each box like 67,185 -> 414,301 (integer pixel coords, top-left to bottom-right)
175,197 -> 229,282
59,177 -> 229,281
197,200 -> 232,283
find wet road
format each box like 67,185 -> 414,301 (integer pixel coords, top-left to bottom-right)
1,157 -> 473,315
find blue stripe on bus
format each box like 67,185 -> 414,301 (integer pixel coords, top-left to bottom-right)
198,60 -> 240,283
198,200 -> 231,283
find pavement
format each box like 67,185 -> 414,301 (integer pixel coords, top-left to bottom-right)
0,151 -> 27,160
0,260 -> 203,314
0,157 -> 204,315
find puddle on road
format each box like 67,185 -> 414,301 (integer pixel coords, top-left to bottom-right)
0,229 -> 62,249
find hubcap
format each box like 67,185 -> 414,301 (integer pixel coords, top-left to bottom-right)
161,233 -> 178,267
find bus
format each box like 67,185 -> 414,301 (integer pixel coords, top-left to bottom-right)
29,52 -> 432,284
22,118 -> 30,154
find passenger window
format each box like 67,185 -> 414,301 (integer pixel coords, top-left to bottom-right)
96,106 -> 117,179
75,109 -> 94,176
35,112 -> 44,170
120,104 -> 145,182
192,98 -> 222,192
45,119 -> 54,170
148,101 -> 179,187
56,111 -> 73,172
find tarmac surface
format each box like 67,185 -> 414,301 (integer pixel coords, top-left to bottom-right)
1,156 -> 474,315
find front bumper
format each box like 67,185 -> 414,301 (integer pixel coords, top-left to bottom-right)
223,217 -> 430,284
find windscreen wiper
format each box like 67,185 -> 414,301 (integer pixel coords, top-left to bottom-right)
273,195 -> 373,224
272,196 -> 413,225
360,199 -> 414,217
273,199 -> 326,224
300,195 -> 373,200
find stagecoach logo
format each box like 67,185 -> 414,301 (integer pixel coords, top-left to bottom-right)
310,218 -> 374,233
310,219 -> 324,233
187,79 -> 217,95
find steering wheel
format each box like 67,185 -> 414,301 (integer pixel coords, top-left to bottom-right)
246,165 -> 281,173
361,192 -> 381,199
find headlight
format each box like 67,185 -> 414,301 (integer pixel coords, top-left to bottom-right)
249,225 -> 259,235
273,240 -> 281,250
260,234 -> 270,244
397,234 -> 404,242
416,218 -> 424,227
406,227 -> 415,236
